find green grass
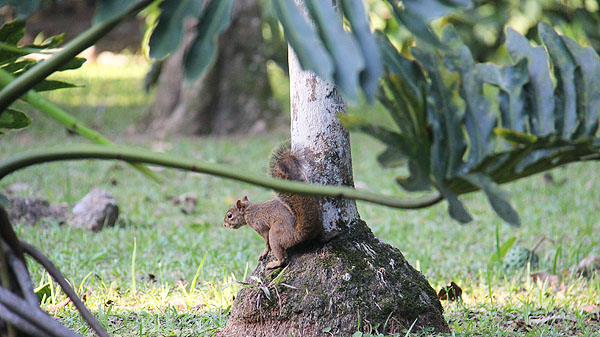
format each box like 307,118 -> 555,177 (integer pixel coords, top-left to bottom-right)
1,60 -> 599,336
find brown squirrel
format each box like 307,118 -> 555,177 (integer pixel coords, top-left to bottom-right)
223,145 -> 323,269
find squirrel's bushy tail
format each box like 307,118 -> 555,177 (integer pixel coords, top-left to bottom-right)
268,141 -> 323,244
268,140 -> 304,182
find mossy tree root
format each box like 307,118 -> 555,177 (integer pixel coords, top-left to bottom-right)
219,219 -> 450,337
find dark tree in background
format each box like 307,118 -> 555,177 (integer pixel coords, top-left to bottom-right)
21,0 -> 143,54
145,0 -> 280,137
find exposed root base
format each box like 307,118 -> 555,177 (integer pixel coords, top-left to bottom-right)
219,219 -> 449,337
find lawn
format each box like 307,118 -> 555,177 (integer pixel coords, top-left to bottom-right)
0,59 -> 599,336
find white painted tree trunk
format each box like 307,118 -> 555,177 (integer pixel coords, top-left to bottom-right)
288,48 -> 360,235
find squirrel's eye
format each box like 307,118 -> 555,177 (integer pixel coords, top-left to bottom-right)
227,213 -> 232,219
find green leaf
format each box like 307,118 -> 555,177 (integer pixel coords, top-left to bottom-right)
412,47 -> 465,179
340,114 -> 431,192
477,60 -> 529,134
33,80 -> 78,92
2,57 -> 84,77
388,3 -> 443,48
505,27 -> 555,136
0,0 -> 41,18
377,146 -> 406,168
561,36 -> 600,137
340,0 -> 382,103
36,33 -> 65,48
148,0 -> 204,60
379,74 -> 423,139
494,128 -> 538,145
144,60 -> 163,92
396,161 -> 431,192
305,0 -> 364,103
354,35 -> 434,193
273,0 -> 333,82
0,20 -> 26,65
378,73 -> 432,191
260,286 -> 270,299
0,20 -> 25,44
437,183 -> 472,223
538,22 -> 578,139
338,115 -> 404,150
22,33 -> 65,50
491,237 -> 516,263
376,32 -> 425,102
0,108 -> 31,129
402,0 -> 472,21
94,0 -> 139,23
184,0 -> 235,81
56,57 -> 87,71
34,282 -> 52,301
1,59 -> 36,73
464,173 -> 520,226
514,148 -> 561,174
442,27 -> 495,169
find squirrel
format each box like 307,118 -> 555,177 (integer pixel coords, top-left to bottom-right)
223,144 -> 323,270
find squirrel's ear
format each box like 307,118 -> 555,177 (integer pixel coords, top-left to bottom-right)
236,200 -> 242,208
242,195 -> 248,201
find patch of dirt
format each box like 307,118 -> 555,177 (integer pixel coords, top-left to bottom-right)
6,196 -> 68,226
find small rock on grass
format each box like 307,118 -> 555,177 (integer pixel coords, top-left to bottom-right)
577,255 -> 600,278
530,272 -> 560,287
169,192 -> 197,214
69,188 -> 119,232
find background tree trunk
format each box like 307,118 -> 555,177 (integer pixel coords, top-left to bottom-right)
219,20 -> 450,337
146,0 -> 280,137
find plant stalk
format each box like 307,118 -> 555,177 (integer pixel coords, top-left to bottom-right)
0,144 -> 444,210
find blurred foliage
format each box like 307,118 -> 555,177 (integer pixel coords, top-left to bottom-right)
342,22 -> 600,225
0,20 -> 84,134
366,0 -> 600,63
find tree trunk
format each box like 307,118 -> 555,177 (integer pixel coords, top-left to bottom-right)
219,10 -> 449,336
146,0 -> 280,137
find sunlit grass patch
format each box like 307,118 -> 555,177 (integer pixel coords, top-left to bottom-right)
43,62 -> 151,107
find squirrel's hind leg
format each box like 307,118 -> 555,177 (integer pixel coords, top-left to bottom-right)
266,232 -> 287,269
266,243 -> 286,269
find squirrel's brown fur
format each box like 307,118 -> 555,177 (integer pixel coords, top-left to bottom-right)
223,145 -> 323,269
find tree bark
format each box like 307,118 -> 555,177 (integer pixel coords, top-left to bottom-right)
145,0 -> 280,137
289,49 -> 360,238
219,2 -> 449,336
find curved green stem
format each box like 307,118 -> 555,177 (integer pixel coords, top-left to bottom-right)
0,41 -> 54,55
0,144 -> 443,210
0,0 -> 154,113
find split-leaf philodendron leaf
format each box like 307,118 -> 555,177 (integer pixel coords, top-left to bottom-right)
342,23 -> 600,226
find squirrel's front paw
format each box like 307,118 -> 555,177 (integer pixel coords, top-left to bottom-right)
259,248 -> 269,260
